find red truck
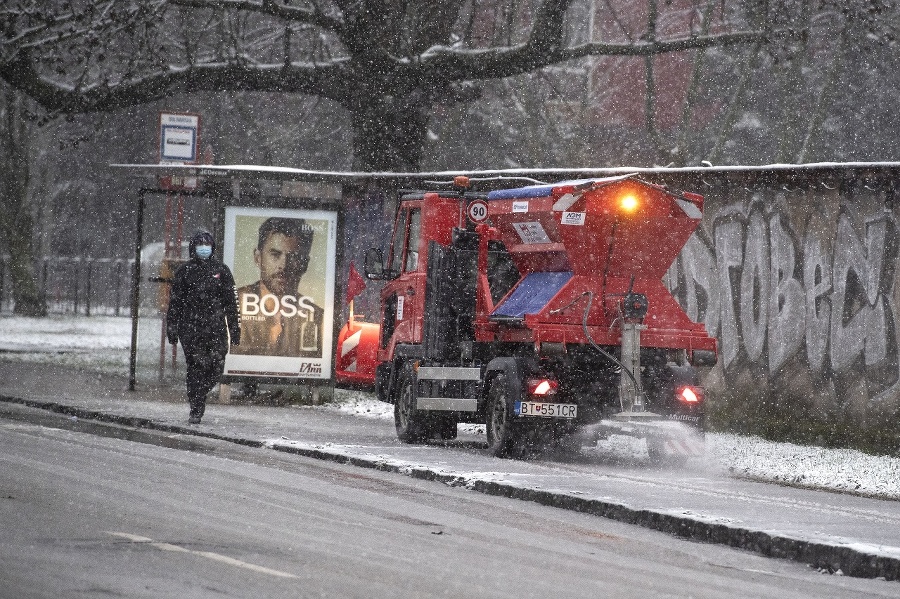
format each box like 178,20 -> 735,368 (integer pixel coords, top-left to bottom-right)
344,175 -> 717,461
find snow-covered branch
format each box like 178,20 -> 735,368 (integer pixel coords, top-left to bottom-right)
0,52 -> 352,112
416,28 -> 790,82
168,0 -> 345,35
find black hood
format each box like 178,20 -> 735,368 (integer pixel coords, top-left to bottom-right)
189,230 -> 216,259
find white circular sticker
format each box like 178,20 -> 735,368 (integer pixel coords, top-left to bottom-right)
467,200 -> 488,223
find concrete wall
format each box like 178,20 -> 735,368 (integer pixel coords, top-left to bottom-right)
657,171 -> 900,450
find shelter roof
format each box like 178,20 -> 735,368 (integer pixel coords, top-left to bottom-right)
111,161 -> 900,191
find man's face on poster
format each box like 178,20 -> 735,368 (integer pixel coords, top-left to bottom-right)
254,232 -> 311,296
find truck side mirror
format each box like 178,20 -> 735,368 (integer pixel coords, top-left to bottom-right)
364,248 -> 386,280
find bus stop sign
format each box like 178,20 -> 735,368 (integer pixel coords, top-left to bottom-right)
159,112 -> 200,163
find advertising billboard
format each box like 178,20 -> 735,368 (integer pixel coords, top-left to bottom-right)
222,206 -> 337,380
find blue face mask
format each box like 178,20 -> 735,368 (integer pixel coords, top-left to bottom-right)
195,245 -> 213,260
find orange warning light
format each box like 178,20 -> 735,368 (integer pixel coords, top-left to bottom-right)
620,194 -> 639,212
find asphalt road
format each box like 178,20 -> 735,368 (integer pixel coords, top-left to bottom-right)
0,405 -> 895,599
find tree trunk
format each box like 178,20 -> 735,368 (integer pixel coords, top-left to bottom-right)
345,91 -> 433,244
795,31 -> 846,163
4,220 -> 43,316
338,94 -> 431,316
349,93 -> 430,172
0,88 -> 43,316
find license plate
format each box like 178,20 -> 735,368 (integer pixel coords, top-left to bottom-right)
515,401 -> 578,419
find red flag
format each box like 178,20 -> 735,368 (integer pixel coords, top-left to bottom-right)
345,262 -> 367,303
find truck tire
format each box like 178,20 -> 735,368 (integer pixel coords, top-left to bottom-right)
486,372 -> 520,458
394,365 -> 429,443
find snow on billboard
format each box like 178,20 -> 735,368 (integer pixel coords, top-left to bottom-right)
222,206 -> 337,380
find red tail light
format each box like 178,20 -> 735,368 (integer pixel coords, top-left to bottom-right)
526,378 -> 558,396
676,385 -> 703,403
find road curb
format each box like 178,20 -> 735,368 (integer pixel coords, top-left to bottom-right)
266,441 -> 899,581
2,394 -> 898,581
0,395 -> 265,448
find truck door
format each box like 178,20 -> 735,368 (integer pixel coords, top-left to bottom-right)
380,204 -> 424,350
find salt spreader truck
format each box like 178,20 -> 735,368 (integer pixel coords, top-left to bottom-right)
359,175 -> 717,460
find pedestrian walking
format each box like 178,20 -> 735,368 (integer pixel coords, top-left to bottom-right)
166,230 -> 241,424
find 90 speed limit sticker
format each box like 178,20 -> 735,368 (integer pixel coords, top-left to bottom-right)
515,401 -> 578,419
467,200 -> 488,223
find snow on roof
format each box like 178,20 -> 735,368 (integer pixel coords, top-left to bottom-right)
110,161 -> 900,186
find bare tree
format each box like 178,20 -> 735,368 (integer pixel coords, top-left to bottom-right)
0,1 -> 816,311
0,1 -> 784,172
456,0 -> 900,169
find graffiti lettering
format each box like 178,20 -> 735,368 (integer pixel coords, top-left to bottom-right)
712,214 -> 744,368
668,199 -> 898,392
768,212 -> 805,374
740,207 -> 770,364
830,211 -> 896,372
803,229 -> 831,372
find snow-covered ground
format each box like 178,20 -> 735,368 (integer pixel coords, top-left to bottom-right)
0,313 -> 160,377
2,314 -> 899,501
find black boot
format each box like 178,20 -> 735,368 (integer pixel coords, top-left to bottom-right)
188,399 -> 203,424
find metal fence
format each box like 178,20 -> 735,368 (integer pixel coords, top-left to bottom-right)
0,256 -> 135,316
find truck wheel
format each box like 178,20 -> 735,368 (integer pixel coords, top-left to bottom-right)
394,366 -> 429,443
486,372 -> 520,458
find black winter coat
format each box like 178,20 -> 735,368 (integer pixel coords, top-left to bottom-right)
166,257 -> 241,347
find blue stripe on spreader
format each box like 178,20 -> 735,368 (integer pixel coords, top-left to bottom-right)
492,272 -> 573,318
486,179 -> 599,201
487,185 -> 555,200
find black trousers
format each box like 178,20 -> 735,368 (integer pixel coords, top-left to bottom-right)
181,335 -> 228,418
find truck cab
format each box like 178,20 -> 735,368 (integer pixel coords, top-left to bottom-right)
373,198 -> 425,353
365,189 -> 479,394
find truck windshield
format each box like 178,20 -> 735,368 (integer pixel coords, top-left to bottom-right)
487,240 -> 520,303
387,210 -> 408,276
404,209 -> 421,272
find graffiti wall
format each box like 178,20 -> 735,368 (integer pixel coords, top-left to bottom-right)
663,180 -> 900,446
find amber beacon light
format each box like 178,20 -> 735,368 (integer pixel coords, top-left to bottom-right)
619,193 -> 639,213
